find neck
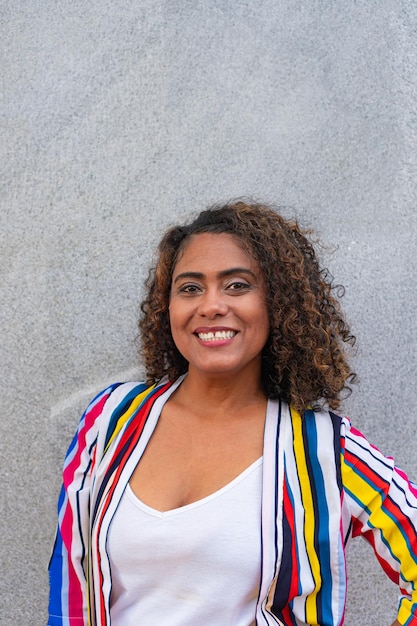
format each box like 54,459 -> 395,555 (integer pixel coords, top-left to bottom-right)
174,368 -> 267,417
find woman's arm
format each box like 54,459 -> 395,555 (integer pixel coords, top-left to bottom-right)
341,419 -> 417,626
48,385 -> 118,626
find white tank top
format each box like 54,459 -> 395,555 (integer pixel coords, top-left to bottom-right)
107,457 -> 263,626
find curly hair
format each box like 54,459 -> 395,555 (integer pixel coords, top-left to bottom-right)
139,200 -> 357,412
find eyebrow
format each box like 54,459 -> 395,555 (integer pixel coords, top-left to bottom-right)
173,267 -> 258,284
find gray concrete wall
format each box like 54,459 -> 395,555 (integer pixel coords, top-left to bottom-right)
1,2 -> 416,624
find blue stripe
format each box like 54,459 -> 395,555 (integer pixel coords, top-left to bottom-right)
343,485 -> 372,516
48,530 -> 64,621
367,496 -> 417,567
303,410 -> 333,625
103,382 -> 148,449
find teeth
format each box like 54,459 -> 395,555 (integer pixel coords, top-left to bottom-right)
197,330 -> 236,341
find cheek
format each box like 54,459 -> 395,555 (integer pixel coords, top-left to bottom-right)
168,308 -> 191,360
168,301 -> 187,342
168,305 -> 177,336
258,306 -> 270,344
253,293 -> 269,322
168,313 -> 182,353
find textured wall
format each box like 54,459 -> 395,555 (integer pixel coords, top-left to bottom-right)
1,2 -> 417,624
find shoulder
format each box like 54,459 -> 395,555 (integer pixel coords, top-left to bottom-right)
86,378 -> 172,413
78,380 -> 156,440
82,381 -> 148,419
281,402 -> 346,461
93,377 -> 178,441
87,379 -> 172,424
289,403 -> 347,436
96,380 -> 153,409
339,416 -> 395,476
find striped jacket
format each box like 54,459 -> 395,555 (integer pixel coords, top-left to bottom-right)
48,376 -> 417,626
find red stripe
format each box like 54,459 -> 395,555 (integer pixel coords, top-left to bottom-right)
361,523 -> 399,583
382,495 -> 417,557
283,477 -> 299,602
60,505 -> 84,618
344,447 -> 389,495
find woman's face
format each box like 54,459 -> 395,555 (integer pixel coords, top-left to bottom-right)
169,233 -> 270,382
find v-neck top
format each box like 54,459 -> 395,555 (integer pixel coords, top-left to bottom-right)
107,457 -> 263,625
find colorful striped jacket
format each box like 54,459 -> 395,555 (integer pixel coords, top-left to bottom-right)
48,376 -> 417,626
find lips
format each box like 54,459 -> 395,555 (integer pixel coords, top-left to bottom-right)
195,329 -> 237,342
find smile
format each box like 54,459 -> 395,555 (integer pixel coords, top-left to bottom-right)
196,330 -> 237,342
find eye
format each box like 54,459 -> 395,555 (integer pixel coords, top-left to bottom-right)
178,283 -> 202,294
226,281 -> 251,292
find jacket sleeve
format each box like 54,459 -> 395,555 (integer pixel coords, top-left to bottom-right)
47,385 -> 119,626
341,417 -> 417,626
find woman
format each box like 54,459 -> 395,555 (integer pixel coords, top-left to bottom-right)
48,201 -> 417,626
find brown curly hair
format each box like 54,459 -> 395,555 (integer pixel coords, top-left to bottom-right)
139,200 -> 357,412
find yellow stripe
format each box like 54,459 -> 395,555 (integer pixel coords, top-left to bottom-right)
397,597 -> 416,625
341,459 -> 384,514
103,384 -> 156,454
291,407 -> 320,623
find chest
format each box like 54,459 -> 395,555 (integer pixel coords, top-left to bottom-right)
129,403 -> 266,512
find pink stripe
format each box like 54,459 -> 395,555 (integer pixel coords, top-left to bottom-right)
60,390 -> 113,622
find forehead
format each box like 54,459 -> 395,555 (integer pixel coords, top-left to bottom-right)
173,233 -> 259,274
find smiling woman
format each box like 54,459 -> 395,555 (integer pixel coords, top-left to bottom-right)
168,232 -> 270,381
48,201 -> 417,626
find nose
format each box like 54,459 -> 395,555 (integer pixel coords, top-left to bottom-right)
197,288 -> 228,319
